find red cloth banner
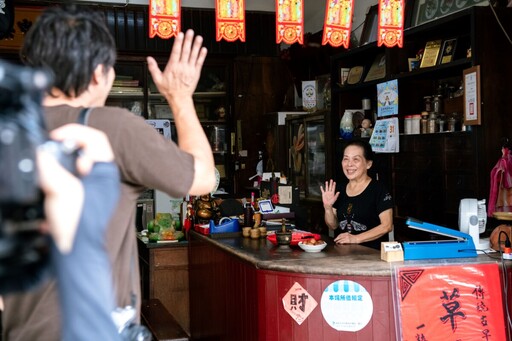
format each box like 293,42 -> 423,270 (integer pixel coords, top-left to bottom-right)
396,263 -> 507,340
377,0 -> 404,47
215,0 -> 246,42
322,0 -> 354,48
276,0 -> 304,45
149,0 -> 180,39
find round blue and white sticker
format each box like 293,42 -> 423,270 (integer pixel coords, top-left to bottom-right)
320,280 -> 373,331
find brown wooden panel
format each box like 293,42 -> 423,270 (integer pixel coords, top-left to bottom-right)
152,248 -> 188,268
257,271 -> 396,340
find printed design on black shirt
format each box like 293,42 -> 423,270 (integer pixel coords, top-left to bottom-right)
383,193 -> 392,202
338,202 -> 367,233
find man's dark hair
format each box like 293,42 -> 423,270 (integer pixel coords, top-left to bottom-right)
20,5 -> 117,98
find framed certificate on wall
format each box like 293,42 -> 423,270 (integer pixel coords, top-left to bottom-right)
463,65 -> 481,126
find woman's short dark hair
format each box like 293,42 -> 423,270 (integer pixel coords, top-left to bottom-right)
343,139 -> 374,161
20,5 -> 116,98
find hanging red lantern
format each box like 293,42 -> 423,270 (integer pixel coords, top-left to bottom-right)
215,0 -> 246,42
322,0 -> 354,48
377,0 -> 405,48
276,0 -> 304,45
149,0 -> 181,39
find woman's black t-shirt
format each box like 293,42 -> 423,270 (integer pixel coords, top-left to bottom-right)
334,179 -> 394,250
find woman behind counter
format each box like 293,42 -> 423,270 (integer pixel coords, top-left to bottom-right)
321,139 -> 393,249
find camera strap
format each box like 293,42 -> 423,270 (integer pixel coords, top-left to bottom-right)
76,106 -> 145,332
77,107 -> 93,125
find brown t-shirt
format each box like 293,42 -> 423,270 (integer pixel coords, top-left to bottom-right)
2,105 -> 195,341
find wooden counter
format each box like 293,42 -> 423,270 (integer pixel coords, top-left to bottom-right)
137,238 -> 190,334
188,231 -> 511,340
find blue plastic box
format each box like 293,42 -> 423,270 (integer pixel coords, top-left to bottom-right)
209,218 -> 240,234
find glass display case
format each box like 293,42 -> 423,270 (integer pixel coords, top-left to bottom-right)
106,57 -> 233,193
107,61 -> 146,116
287,112 -> 326,200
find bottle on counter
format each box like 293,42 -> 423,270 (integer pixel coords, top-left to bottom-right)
243,203 -> 253,227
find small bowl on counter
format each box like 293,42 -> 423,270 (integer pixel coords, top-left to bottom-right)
298,240 -> 327,253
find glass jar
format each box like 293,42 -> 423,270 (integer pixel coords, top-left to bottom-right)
428,113 -> 437,133
423,96 -> 432,112
447,116 -> 456,132
420,111 -> 429,134
404,115 -> 412,134
432,95 -> 443,115
437,117 -> 446,132
411,115 -> 421,134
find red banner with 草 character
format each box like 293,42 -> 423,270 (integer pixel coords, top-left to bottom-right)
395,263 -> 507,340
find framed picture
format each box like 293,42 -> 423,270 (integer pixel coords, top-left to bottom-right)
339,68 -> 350,85
463,65 -> 481,126
410,0 -> 489,27
408,57 -> 420,71
359,5 -> 378,46
419,40 -> 442,68
364,53 -> 386,82
439,38 -> 457,64
346,66 -> 365,85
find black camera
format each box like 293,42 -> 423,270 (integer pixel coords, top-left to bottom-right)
0,59 -> 79,294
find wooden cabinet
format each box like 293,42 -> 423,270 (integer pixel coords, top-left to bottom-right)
284,111 -> 331,233
138,239 -> 190,334
330,7 -> 512,239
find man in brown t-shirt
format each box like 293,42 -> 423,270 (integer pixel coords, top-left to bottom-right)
2,5 -> 215,340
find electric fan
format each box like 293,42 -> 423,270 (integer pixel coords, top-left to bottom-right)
459,198 -> 490,252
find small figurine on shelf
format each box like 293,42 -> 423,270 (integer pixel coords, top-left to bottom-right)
360,119 -> 373,138
214,106 -> 226,120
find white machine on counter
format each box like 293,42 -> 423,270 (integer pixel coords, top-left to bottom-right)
459,198 -> 491,252
146,119 -> 177,216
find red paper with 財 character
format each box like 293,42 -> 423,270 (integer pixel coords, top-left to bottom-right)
149,0 -> 180,39
215,0 -> 246,42
322,0 -> 354,48
396,263 -> 507,340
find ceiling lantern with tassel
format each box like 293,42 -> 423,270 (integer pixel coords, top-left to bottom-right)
378,0 -> 405,47
149,0 -> 181,39
322,0 -> 354,48
276,0 -> 304,45
215,0 -> 246,42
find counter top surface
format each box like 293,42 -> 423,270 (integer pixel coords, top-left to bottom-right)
191,231 -> 500,277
